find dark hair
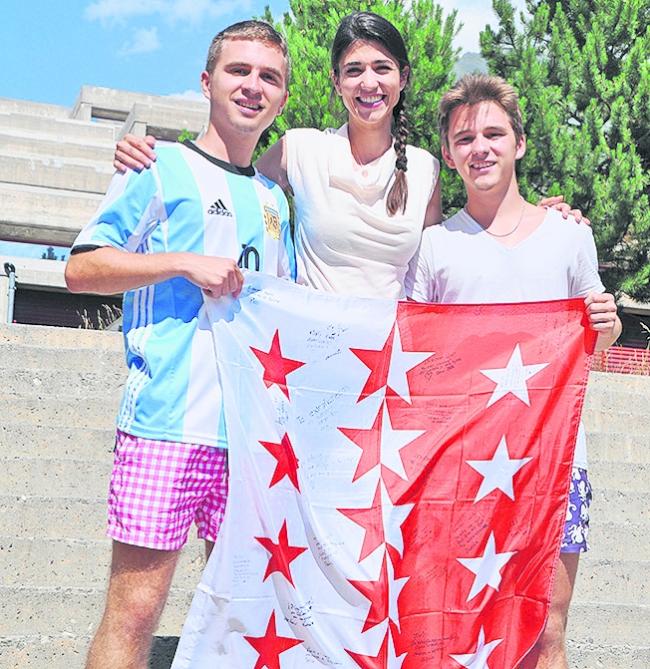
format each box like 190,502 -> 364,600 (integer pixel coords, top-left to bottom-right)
438,74 -> 524,150
205,20 -> 290,82
331,12 -> 411,216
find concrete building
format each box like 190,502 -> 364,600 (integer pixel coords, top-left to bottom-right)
0,85 -> 208,328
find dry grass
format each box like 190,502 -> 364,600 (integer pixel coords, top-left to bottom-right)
78,304 -> 123,330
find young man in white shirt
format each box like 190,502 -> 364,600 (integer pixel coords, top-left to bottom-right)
407,74 -> 621,669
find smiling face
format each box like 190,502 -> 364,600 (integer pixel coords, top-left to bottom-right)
333,40 -> 408,131
201,37 -> 288,139
442,101 -> 526,193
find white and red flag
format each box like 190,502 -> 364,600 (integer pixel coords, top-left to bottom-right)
172,273 -> 594,669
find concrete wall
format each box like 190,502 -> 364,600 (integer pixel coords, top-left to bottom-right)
2,257 -> 67,291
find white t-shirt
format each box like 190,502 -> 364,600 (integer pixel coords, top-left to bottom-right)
407,207 -> 605,469
286,125 -> 439,299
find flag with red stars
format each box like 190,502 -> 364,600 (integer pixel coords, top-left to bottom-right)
171,274 -> 595,669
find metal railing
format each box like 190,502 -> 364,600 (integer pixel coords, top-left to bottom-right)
592,346 -> 650,375
3,262 -> 16,324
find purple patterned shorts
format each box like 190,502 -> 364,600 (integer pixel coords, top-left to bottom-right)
560,466 -> 592,553
107,430 -> 229,551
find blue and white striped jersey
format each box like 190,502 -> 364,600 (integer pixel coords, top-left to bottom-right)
72,140 -> 296,448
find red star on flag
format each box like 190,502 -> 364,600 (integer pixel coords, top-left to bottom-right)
338,481 -> 384,561
244,610 -> 303,669
255,520 -> 308,586
339,404 -> 383,481
351,325 -> 394,401
346,630 -> 390,669
260,433 -> 300,491
340,391 -> 425,489
348,554 -> 390,632
251,330 -> 305,400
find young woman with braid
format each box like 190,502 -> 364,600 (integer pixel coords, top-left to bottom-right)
257,11 -> 440,299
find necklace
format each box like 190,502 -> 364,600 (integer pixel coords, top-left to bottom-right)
465,198 -> 526,238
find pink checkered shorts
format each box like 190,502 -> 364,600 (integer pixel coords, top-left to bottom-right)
107,430 -> 229,551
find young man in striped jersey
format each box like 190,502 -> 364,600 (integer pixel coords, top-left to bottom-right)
65,21 -> 295,669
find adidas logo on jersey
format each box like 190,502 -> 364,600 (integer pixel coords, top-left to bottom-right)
208,199 -> 232,217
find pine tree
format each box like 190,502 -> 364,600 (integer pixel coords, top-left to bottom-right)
481,0 -> 650,299
259,1 -> 463,209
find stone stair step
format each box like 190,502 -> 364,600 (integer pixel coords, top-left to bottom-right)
1,457 -> 112,497
0,323 -> 122,350
0,131 -> 115,163
0,97 -> 69,118
2,636 -> 648,669
4,494 -> 644,556
565,602 -> 650,646
0,635 -> 90,669
0,326 -> 123,377
0,634 -> 179,669
582,408 -> 650,435
0,537 -> 205,590
0,467 -> 646,539
588,522 -> 650,560
585,431 -> 650,464
0,153 -> 113,194
0,344 -> 124,374
1,416 -> 645,468
591,489 -> 650,524
573,558 -> 650,605
0,112 -> 117,142
1,587 -> 645,647
0,367 -> 124,399
1,589 -> 645,650
567,641 -> 650,669
584,387 -> 650,413
588,462 -> 650,493
0,182 -> 101,244
0,397 -> 118,429
0,425 -> 115,459
0,585 -> 192,637
0,496 -> 107,539
586,371 -> 650,393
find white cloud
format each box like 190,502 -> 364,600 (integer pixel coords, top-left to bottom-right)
85,0 -> 251,25
436,0 -> 528,53
119,27 -> 161,56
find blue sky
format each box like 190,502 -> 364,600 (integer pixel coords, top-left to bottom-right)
2,1 -> 514,108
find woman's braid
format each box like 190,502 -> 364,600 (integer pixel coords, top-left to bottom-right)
387,94 -> 409,216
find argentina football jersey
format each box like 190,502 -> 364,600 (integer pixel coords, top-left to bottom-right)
72,140 -> 295,449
